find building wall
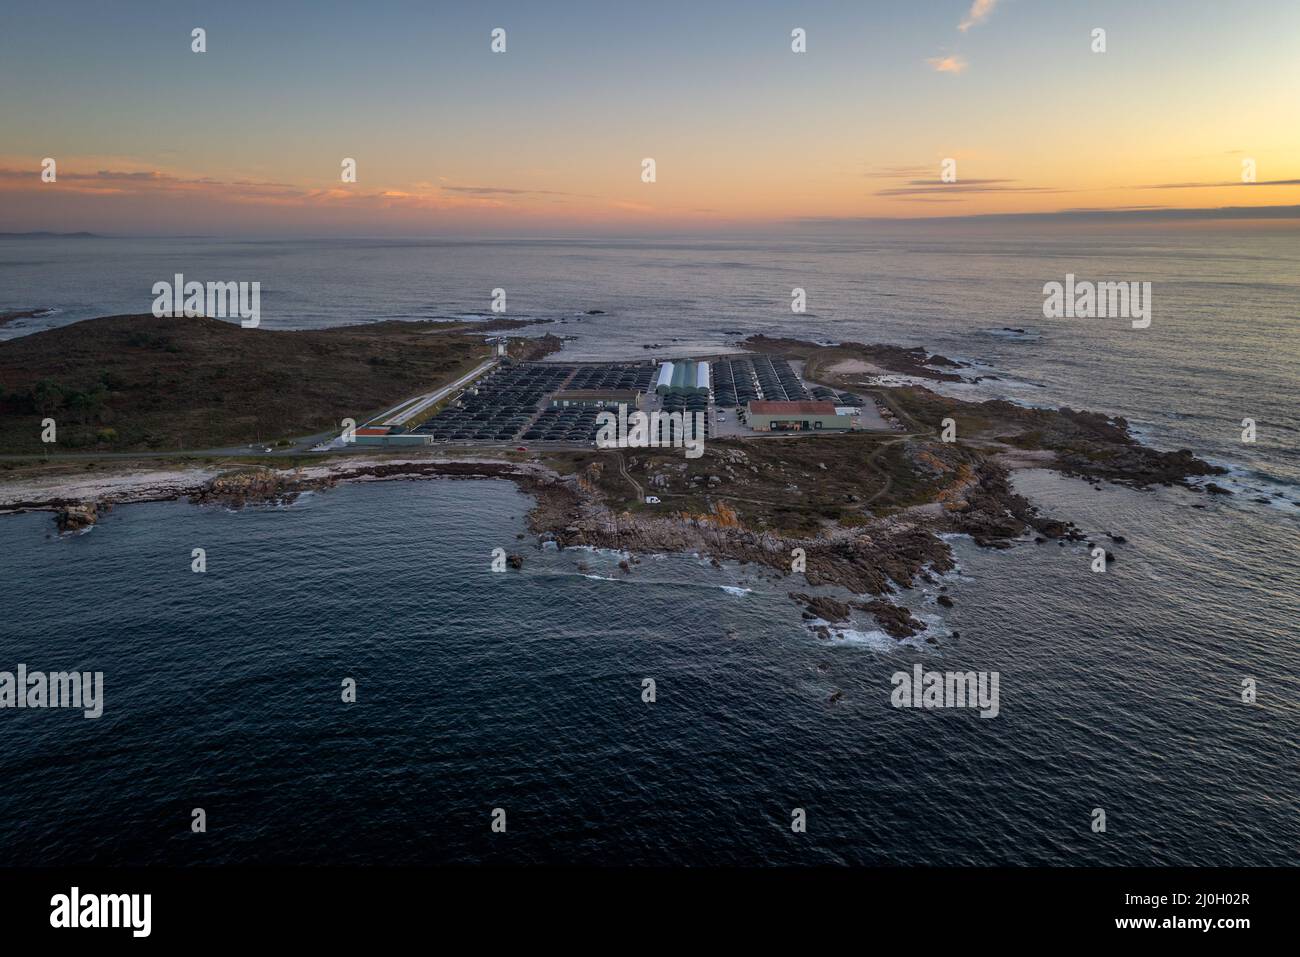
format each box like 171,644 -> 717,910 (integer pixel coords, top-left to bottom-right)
749,413 -> 851,432
355,433 -> 435,446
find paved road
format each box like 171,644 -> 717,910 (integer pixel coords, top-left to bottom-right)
373,358 -> 497,428
0,359 -> 499,464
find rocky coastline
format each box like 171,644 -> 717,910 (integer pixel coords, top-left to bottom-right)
0,333 -> 1231,641
2,434 -> 1214,640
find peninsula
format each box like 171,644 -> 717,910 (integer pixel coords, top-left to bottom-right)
0,315 -> 1226,639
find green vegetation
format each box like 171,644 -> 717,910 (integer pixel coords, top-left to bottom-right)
0,314 -> 507,453
550,433 -> 973,536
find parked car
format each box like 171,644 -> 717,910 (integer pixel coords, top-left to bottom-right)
644,496 -> 661,504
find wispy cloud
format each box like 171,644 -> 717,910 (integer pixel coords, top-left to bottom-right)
440,185 -> 575,197
959,0 -> 1000,32
609,200 -> 656,213
875,178 -> 1064,197
1137,178 -> 1300,189
0,166 -> 526,213
927,54 -> 967,74
793,204 -> 1300,226
863,164 -> 933,179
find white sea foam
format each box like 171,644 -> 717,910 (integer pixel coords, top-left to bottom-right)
802,615 -> 929,651
1194,469 -> 1300,513
826,626 -> 895,650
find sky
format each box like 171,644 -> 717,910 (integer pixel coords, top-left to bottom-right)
1,0 -> 1298,236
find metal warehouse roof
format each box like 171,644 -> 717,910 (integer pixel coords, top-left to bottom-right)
748,401 -> 838,415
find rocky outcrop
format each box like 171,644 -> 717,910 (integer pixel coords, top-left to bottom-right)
55,503 -> 99,532
990,404 -> 1228,488
189,460 -> 523,509
527,467 -> 958,598
789,590 -> 928,641
744,335 -> 968,381
804,526 -> 956,592
944,459 -> 1085,547
191,468 -> 303,508
0,307 -> 52,328
789,592 -> 852,623
523,456 -> 971,639
852,599 -> 927,639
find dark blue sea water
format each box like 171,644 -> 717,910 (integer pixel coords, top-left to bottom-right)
0,232 -> 1297,865
0,473 -> 1296,866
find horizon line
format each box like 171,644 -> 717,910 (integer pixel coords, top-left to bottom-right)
6,203 -> 1300,242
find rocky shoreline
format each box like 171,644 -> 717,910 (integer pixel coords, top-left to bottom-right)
4,452 -> 1001,637
0,307 -> 54,329
2,438 -> 1213,641
0,332 -> 1231,642
516,450 -> 1091,639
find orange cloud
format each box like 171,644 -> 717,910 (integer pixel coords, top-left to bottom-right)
0,166 -> 550,214
959,0 -> 999,32
927,55 -> 967,74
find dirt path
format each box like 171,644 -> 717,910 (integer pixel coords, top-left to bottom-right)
614,450 -> 643,500
861,435 -> 911,506
857,388 -> 934,507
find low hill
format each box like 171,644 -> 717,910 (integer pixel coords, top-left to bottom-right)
0,314 -> 546,454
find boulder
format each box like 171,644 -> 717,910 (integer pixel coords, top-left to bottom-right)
55,503 -> 98,533
852,599 -> 927,639
789,592 -> 852,623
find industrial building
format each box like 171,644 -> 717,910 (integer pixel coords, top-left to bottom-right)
353,426 -> 435,447
654,360 -> 710,396
746,400 -> 852,432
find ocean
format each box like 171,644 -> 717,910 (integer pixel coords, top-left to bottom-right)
0,230 -> 1297,865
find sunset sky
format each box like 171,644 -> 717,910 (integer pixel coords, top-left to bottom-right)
2,0 -> 1298,235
